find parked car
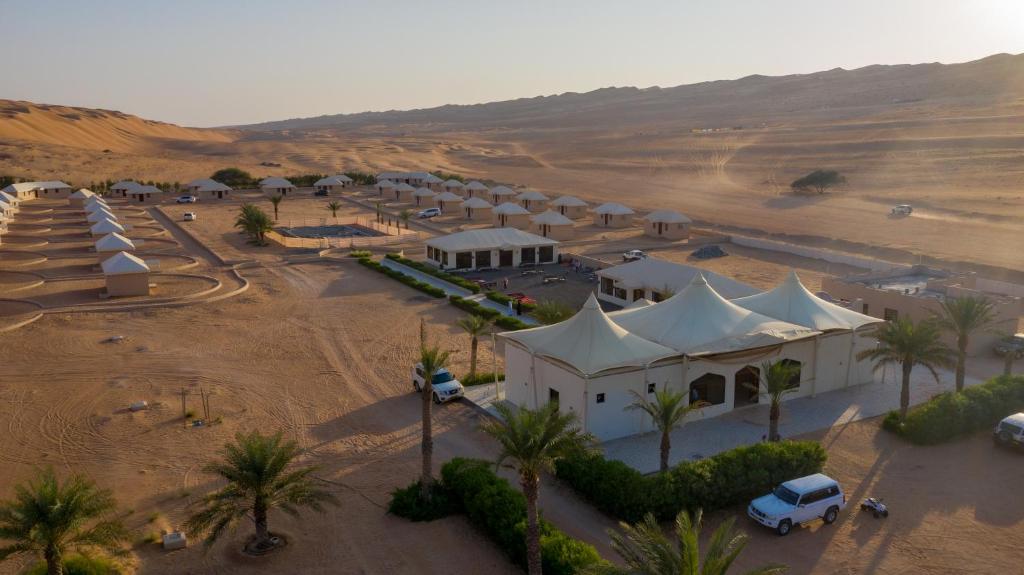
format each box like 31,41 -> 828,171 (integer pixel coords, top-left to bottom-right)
176,195 -> 197,204
994,333 -> 1024,358
183,212 -> 196,222
622,249 -> 647,262
314,189 -> 329,196
993,412 -> 1024,448
417,207 -> 441,219
890,204 -> 912,216
411,364 -> 465,404
748,473 -> 845,536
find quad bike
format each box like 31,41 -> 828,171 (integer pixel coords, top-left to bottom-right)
860,497 -> 889,518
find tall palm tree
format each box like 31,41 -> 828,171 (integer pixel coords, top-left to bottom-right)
269,195 -> 283,221
418,346 -> 451,499
456,315 -> 491,378
0,468 -> 128,575
532,300 -> 573,325
399,209 -> 412,229
326,201 -> 342,218
602,509 -> 786,575
857,318 -> 954,421
626,386 -> 705,472
481,403 -> 593,575
932,295 -> 996,392
186,431 -> 338,551
234,204 -> 273,245
749,361 -> 801,442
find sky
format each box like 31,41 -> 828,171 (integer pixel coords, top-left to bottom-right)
2,0 -> 1023,127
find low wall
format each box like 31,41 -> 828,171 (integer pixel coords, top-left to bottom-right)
269,217 -> 419,249
731,235 -> 893,271
561,252 -> 612,271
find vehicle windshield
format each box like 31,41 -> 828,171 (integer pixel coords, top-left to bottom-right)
432,370 -> 454,384
772,485 -> 800,505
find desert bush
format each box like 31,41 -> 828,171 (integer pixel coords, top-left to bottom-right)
486,290 -> 536,312
348,250 -> 372,258
388,481 -> 453,522
460,371 -> 503,387
449,296 -> 530,330
886,375 -> 1024,444
357,257 -> 446,298
554,441 -> 827,523
26,555 -> 123,575
385,254 -> 481,293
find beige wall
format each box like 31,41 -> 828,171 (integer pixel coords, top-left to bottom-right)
463,207 -> 492,221
644,220 -> 690,239
519,199 -> 548,213
395,189 -> 415,203
38,187 -> 72,199
106,273 -> 150,297
556,204 -> 588,220
593,212 -> 632,228
97,248 -> 135,263
200,189 -> 230,200
531,222 -> 574,240
493,212 -> 531,229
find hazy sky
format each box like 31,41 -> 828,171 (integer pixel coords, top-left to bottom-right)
2,0 -> 1023,127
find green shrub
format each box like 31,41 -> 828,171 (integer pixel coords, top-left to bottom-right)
385,254 -> 481,293
495,315 -> 530,330
889,375 -> 1024,444
27,555 -> 123,575
554,441 -> 827,523
442,458 -> 607,573
461,372 -> 503,387
357,257 -> 446,298
449,296 -> 530,330
486,291 -> 536,312
348,250 -> 372,258
388,481 -> 453,522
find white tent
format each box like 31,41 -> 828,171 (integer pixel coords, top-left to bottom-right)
95,232 -> 137,252
493,202 -> 531,228
90,218 -> 126,236
314,175 -> 353,186
411,187 -> 437,206
260,177 -> 295,195
393,182 -> 416,202
84,200 -> 110,213
460,196 -> 493,220
465,181 -> 489,198
101,251 -> 150,275
69,189 -> 95,200
611,274 -> 819,356
551,195 -> 588,219
593,202 -> 635,228
516,190 -> 549,212
503,294 -> 678,376
529,209 -> 575,240
645,210 -> 691,224
733,271 -> 881,331
86,209 -> 118,223
442,179 -> 465,194
0,191 -> 20,206
489,185 -> 517,204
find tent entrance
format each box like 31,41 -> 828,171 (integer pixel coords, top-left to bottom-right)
734,366 -> 760,407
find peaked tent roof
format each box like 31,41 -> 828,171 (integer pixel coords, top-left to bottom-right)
594,202 -> 635,215
412,187 -> 437,197
70,189 -> 95,199
87,209 -> 118,223
599,258 -> 758,300
260,177 -> 294,188
434,191 -> 463,201
111,180 -> 140,190
394,182 -> 416,192
194,180 -> 232,192
645,210 -> 692,223
733,271 -> 882,331
314,175 -> 353,186
91,218 -> 126,235
129,185 -> 163,195
530,210 -> 574,225
95,232 -> 136,252
424,174 -> 444,184
443,179 -> 465,188
101,251 -> 150,275
516,190 -> 549,201
84,201 -> 110,212
465,181 -> 488,190
610,274 -> 819,356
377,179 -> 396,188
490,185 -> 517,196
551,195 -> 587,207
493,202 -> 531,215
501,293 -> 678,376
460,197 -> 493,209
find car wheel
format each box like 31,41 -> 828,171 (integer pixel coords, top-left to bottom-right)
873,511 -> 880,519
432,393 -> 441,405
413,380 -> 421,392
860,504 -> 868,511
998,430 -> 1012,444
776,519 -> 792,536
823,506 -> 839,524
881,510 -> 889,518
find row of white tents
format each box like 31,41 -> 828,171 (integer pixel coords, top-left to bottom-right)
80,195 -> 152,296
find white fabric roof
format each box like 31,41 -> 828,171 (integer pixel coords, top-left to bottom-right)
551,195 -> 587,207
645,210 -> 692,223
501,293 -> 678,376
0,200 -> 12,211
194,180 -> 232,192
424,174 -> 444,183
87,209 -> 117,223
260,177 -> 294,188
624,298 -> 655,310
443,179 -> 465,188
377,171 -> 432,180
427,227 -> 557,251
611,274 -> 819,356
84,200 -> 109,212
111,180 -> 140,190
516,190 -> 549,201
0,191 -> 18,204
101,251 -> 150,275
460,197 -> 493,209
594,202 -> 634,215
95,232 -> 136,252
90,219 -> 126,235
493,202 -> 531,215
394,182 -> 416,192
733,271 -> 882,331
129,185 -> 163,195
466,181 -> 488,190
434,191 -> 463,201
3,181 -> 70,193
490,185 -> 517,196
530,210 -> 574,226
599,258 -> 758,300
70,189 -> 95,199
314,175 -> 352,186
412,187 -> 437,197
377,180 -> 396,188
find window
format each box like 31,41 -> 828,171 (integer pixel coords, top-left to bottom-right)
884,308 -> 899,321
595,393 -> 605,404
601,277 -> 614,296
521,247 -> 536,264
427,246 -> 435,260
549,388 -> 560,406
862,303 -> 870,316
441,251 -> 449,266
647,383 -> 655,394
475,250 -> 491,267
538,246 -> 554,263
613,287 -> 627,300
778,359 -> 802,390
689,373 -> 726,406
632,289 -> 645,301
455,252 -> 472,269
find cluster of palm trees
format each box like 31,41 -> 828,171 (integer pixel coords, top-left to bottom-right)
234,204 -> 274,245
0,432 -> 336,574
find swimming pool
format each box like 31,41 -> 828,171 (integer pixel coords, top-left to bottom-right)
277,224 -> 384,239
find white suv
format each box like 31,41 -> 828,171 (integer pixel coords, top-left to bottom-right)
993,413 -> 1024,448
412,364 -> 465,404
748,473 -> 845,536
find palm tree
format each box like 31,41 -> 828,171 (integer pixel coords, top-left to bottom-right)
602,509 -> 786,575
398,209 -> 411,229
626,386 -> 704,472
326,201 -> 342,218
186,431 -> 338,551
857,318 -> 954,421
749,361 -> 801,442
234,204 -> 274,245
417,346 -> 451,499
456,315 -> 491,378
481,403 -> 593,575
0,468 -> 128,575
269,195 -> 283,221
532,300 -> 573,325
932,295 -> 996,392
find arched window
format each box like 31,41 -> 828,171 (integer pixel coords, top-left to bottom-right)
689,373 -> 726,406
734,365 -> 760,407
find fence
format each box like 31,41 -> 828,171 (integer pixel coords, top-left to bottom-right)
268,216 -> 418,249
730,235 -> 896,272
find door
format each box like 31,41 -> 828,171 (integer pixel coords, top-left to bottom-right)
734,366 -> 760,407
499,250 -> 513,267
217,191 -> 223,199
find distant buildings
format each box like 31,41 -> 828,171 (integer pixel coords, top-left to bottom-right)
1,181 -> 71,200
425,228 -> 558,270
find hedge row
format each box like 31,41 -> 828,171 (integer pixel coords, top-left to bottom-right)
883,375 -> 1024,444
385,253 -> 481,293
461,371 -> 504,387
486,290 -> 537,312
449,295 -> 530,330
357,257 -> 446,298
442,458 -> 606,575
554,441 -> 827,523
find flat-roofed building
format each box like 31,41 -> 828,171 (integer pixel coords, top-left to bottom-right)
425,228 -> 559,270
